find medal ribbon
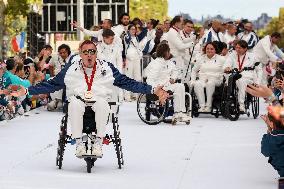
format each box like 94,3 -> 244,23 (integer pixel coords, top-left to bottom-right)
238,53 -> 246,71
83,65 -> 96,91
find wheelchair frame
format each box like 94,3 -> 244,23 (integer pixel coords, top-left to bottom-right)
56,101 -> 124,173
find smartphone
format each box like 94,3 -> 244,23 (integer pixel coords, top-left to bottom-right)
279,177 -> 284,189
275,72 -> 283,80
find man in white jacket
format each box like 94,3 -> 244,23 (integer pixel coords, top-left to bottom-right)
180,19 -> 197,81
237,22 -> 258,51
71,19 -> 123,50
97,29 -> 124,104
253,32 -> 284,81
224,40 -> 262,112
201,20 -> 224,44
145,43 -> 190,123
167,16 -> 195,81
8,40 -> 169,158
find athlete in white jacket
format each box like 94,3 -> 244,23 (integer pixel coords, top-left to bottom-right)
145,43 -> 190,122
224,40 -> 262,112
179,19 -> 197,81
9,40 -> 168,158
97,29 -> 124,104
237,22 -> 258,51
71,19 -> 123,50
166,16 -> 195,80
124,24 -> 147,101
191,42 -> 225,112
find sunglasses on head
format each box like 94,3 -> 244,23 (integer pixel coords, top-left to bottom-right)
82,49 -> 97,55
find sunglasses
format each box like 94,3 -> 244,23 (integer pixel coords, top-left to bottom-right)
82,49 -> 97,55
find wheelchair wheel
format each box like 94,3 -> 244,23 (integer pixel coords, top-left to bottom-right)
56,115 -> 68,169
225,100 -> 240,121
85,157 -> 95,173
137,94 -> 168,125
251,96 -> 259,119
190,90 -> 199,117
112,113 -> 124,169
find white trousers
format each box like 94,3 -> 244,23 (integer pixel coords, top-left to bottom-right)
125,57 -> 141,81
125,57 -> 141,100
194,79 -> 222,108
236,78 -> 253,105
164,83 -> 186,113
68,96 -> 110,138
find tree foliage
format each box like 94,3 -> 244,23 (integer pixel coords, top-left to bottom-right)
129,0 -> 168,22
260,8 -> 284,47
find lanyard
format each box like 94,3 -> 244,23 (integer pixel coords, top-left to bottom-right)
82,65 -> 96,91
172,26 -> 179,32
182,31 -> 188,38
238,53 -> 246,70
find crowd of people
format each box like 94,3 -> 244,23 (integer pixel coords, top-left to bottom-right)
0,13 -> 283,182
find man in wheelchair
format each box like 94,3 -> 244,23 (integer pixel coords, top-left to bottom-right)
224,40 -> 262,112
144,42 -> 190,123
6,39 -> 169,158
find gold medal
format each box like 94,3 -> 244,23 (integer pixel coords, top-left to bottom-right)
84,91 -> 93,99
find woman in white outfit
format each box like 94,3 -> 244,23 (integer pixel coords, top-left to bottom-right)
191,42 -> 225,112
124,24 -> 147,100
145,43 -> 190,122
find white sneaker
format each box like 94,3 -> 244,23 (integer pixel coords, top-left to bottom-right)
17,106 -> 25,115
198,106 -> 206,112
92,137 -> 103,157
47,100 -> 56,111
56,100 -> 63,109
179,112 -> 191,122
239,104 -> 245,112
75,141 -> 86,157
204,106 -> 211,112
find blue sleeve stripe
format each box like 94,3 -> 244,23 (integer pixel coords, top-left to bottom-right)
247,35 -> 256,49
137,27 -> 148,42
143,40 -> 151,55
108,62 -> 152,94
206,31 -> 212,43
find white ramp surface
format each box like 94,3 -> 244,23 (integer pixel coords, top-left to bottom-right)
0,102 -> 279,189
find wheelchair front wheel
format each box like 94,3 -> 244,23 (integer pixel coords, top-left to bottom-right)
225,100 -> 240,121
137,94 -> 168,125
56,115 -> 68,169
251,96 -> 259,119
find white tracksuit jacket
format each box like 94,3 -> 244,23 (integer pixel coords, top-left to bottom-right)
253,35 -> 284,65
167,27 -> 194,79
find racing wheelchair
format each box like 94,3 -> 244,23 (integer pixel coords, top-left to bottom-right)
56,98 -> 124,173
221,62 -> 260,121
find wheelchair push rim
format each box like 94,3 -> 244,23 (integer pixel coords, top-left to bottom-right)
137,93 -> 168,125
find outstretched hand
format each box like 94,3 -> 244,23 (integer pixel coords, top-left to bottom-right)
8,85 -> 27,97
154,86 -> 169,105
246,84 -> 272,98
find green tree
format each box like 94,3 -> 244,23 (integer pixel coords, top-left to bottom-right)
260,8 -> 284,47
129,0 -> 168,22
0,0 -> 32,59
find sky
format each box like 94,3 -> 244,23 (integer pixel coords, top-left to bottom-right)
168,0 -> 284,20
